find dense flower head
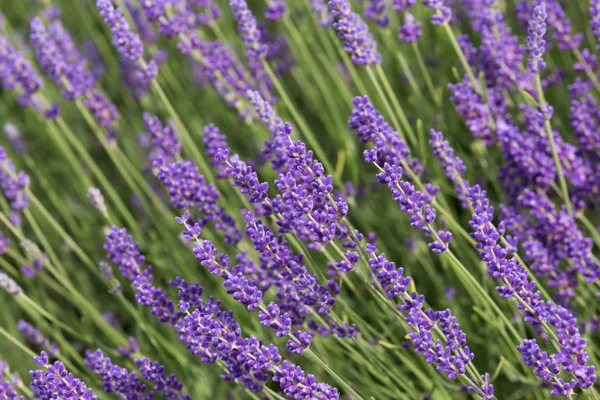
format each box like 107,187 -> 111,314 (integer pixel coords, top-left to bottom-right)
88,187 -> 107,214
329,0 -> 381,65
3,124 -> 27,155
310,0 -> 333,27
349,95 -> 422,173
30,351 -> 98,400
265,0 -> 287,20
526,2 -> 547,73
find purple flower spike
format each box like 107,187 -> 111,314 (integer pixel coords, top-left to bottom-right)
17,320 -> 58,357
329,0 -> 381,65
30,351 -> 98,400
265,0 -> 287,20
0,360 -> 24,400
310,0 -> 333,27
3,124 -> 27,155
229,0 -> 275,102
0,36 -> 44,109
526,2 -> 547,74
423,0 -> 452,25
0,270 -> 21,295
399,12 -> 422,43
364,0 -> 389,28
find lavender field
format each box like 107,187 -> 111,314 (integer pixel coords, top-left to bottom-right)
0,0 -> 599,399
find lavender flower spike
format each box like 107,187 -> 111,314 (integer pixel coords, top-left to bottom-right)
229,0 -> 275,102
96,0 -> 157,86
423,0 -> 452,25
0,270 -> 21,295
364,0 -> 389,28
0,360 -> 24,400
30,351 -> 98,400
88,187 -> 107,214
17,320 -> 58,357
329,0 -> 381,65
526,2 -> 547,74
0,147 -> 30,211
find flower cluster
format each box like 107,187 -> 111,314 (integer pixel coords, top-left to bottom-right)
229,0 -> 275,102
0,360 -> 24,400
97,0 -> 157,86
526,2 -> 547,74
329,0 -> 381,65
30,351 -> 98,400
154,157 -> 241,245
0,147 -> 29,218
429,129 -> 597,393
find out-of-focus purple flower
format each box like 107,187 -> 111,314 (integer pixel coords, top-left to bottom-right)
0,360 -> 24,400
30,351 -> 98,400
143,113 -> 180,159
265,0 -> 286,20
97,0 -> 157,86
329,0 -> 381,65
83,41 -> 106,80
399,12 -> 422,42
0,232 -> 9,255
0,270 -> 20,295
0,147 -> 29,211
20,240 -> 47,278
0,35 -> 45,111
311,0 -> 333,27
202,124 -> 230,179
88,187 -> 107,214
230,0 -> 275,102
364,0 -> 389,27
17,320 -> 58,357
392,0 -> 416,12
423,0 -> 452,25
82,90 -> 119,128
30,19 -> 95,101
526,2 -> 547,74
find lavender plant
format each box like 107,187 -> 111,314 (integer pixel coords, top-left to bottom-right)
0,0 -> 599,399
